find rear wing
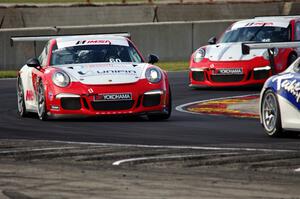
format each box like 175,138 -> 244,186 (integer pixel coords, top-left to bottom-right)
241,41 -> 300,55
241,41 -> 300,74
10,32 -> 131,57
10,32 -> 131,46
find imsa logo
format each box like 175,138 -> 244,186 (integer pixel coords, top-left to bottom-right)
94,93 -> 132,101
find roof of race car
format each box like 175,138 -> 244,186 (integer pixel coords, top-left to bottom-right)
231,16 -> 300,30
55,35 -> 129,49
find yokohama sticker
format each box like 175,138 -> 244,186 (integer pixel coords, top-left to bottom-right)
215,68 -> 243,75
94,93 -> 132,101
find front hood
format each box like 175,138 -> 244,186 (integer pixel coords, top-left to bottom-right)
57,62 -> 147,85
205,42 -> 266,61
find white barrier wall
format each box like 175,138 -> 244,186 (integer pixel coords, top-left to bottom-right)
0,20 -> 234,70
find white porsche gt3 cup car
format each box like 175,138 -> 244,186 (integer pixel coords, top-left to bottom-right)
243,41 -> 300,137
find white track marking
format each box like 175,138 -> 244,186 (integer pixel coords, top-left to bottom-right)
10,139 -> 294,153
295,168 -> 300,172
175,94 -> 259,115
0,139 -> 296,167
112,152 -> 238,166
113,155 -> 200,166
0,146 -> 78,154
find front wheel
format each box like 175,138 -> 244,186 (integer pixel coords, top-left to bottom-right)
17,77 -> 28,117
147,86 -> 172,121
261,90 -> 283,137
37,82 -> 48,121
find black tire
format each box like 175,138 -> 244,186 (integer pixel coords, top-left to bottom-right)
287,53 -> 297,67
16,77 -> 28,117
148,86 -> 172,121
37,81 -> 48,121
261,89 -> 283,137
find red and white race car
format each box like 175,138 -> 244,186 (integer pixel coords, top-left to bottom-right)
189,16 -> 300,88
16,34 -> 171,120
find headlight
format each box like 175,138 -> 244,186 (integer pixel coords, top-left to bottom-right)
145,67 -> 162,83
193,48 -> 205,63
52,71 -> 70,87
263,48 -> 279,60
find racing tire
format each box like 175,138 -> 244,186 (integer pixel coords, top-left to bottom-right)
17,77 -> 28,117
261,89 -> 283,137
287,53 -> 297,67
37,81 -> 48,121
147,86 -> 172,121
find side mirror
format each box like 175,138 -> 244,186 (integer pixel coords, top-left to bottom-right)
208,36 -> 217,45
148,54 -> 159,64
26,58 -> 40,68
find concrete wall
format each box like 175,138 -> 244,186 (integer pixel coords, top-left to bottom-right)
0,1 -> 297,28
0,5 -> 155,28
157,2 -> 285,21
0,20 -> 234,70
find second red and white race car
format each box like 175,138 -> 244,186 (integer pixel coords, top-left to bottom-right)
189,16 -> 300,88
15,34 -> 171,120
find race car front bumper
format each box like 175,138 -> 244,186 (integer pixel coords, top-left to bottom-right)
45,79 -> 169,116
189,64 -> 271,87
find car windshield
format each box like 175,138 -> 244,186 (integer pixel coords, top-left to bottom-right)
218,26 -> 290,43
50,44 -> 143,65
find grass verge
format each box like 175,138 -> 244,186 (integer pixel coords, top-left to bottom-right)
156,61 -> 189,71
0,71 -> 18,78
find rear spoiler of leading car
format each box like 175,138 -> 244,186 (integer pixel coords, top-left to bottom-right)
10,32 -> 131,57
242,41 -> 300,74
10,32 -> 131,46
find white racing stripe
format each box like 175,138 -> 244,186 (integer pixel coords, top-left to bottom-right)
294,168 -> 300,172
175,94 -> 259,115
113,155 -> 200,166
112,152 -> 238,166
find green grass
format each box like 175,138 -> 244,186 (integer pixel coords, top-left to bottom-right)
0,71 -> 18,78
0,61 -> 188,78
156,61 -> 189,71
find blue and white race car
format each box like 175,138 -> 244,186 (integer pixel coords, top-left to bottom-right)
242,41 -> 300,137
260,58 -> 300,137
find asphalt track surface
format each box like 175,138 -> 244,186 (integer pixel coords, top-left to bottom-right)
0,72 -> 299,150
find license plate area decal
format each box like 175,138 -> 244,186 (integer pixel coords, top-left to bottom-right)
94,93 -> 132,101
